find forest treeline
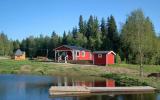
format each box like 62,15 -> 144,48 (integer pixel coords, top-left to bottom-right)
0,9 -> 160,65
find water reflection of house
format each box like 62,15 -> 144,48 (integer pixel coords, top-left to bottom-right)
75,80 -> 115,87
55,77 -> 115,87
14,49 -> 25,60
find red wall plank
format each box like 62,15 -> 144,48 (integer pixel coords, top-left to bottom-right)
106,53 -> 114,64
76,51 -> 92,60
67,51 -> 72,60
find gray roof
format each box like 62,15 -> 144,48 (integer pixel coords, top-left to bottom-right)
93,51 -> 116,55
56,45 -> 90,51
93,51 -> 110,54
15,49 -> 24,56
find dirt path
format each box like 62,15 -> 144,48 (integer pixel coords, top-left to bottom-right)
0,56 -> 9,60
45,62 -> 139,75
106,67 -> 138,75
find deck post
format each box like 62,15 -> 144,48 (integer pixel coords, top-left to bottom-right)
58,51 -> 60,63
72,50 -> 74,60
65,55 -> 67,63
57,77 -> 62,86
55,50 -> 57,62
75,50 -> 77,60
93,54 -> 94,65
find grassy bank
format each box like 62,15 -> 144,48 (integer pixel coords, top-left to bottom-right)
0,59 -> 160,90
108,64 -> 160,90
102,73 -> 148,86
0,59 -> 106,77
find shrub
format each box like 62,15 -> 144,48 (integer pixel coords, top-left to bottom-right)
150,52 -> 160,65
102,73 -> 148,86
115,54 -> 121,64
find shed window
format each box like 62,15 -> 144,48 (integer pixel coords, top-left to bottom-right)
82,51 -> 85,57
77,51 -> 80,57
98,54 -> 102,58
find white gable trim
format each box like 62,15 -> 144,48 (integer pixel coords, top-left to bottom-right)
107,51 -> 116,55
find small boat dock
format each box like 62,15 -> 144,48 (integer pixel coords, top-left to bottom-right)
49,86 -> 156,96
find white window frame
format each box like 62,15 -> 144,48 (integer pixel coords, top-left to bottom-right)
98,54 -> 102,58
76,50 -> 80,57
81,51 -> 85,57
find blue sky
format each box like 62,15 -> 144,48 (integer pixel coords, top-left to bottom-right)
0,0 -> 160,40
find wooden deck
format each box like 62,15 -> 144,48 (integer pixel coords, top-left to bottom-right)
49,86 -> 156,96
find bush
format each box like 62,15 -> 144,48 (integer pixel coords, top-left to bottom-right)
102,73 -> 148,86
150,52 -> 160,65
115,54 -> 121,64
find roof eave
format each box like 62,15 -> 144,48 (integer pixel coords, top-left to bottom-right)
93,51 -> 116,55
54,45 -> 91,51
53,45 -> 72,50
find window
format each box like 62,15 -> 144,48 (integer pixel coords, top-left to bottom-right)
82,51 -> 85,57
77,51 -> 80,57
98,54 -> 102,58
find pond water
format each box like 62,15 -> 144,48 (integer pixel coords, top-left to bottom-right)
0,74 -> 159,100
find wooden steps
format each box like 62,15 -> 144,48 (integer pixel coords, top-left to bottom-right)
49,86 -> 156,96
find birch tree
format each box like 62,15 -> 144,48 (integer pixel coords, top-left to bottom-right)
121,9 -> 155,76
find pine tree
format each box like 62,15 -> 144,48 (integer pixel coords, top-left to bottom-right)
74,32 -> 87,47
107,15 -> 119,52
51,31 -> 57,37
66,31 -> 74,45
72,27 -> 78,38
79,15 -> 84,34
86,15 -> 94,39
101,18 -> 108,50
0,33 -> 12,56
62,31 -> 67,45
26,36 -> 36,58
13,40 -> 20,52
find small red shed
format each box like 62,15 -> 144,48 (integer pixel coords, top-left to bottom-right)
93,51 -> 116,65
54,45 -> 92,61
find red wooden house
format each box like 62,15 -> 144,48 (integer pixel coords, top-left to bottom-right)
54,45 -> 92,61
93,51 -> 116,65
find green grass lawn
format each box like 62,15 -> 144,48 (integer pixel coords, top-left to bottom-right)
110,63 -> 160,73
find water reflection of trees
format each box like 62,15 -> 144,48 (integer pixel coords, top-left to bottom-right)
123,93 -> 156,100
77,95 -> 118,100
52,93 -> 157,100
53,95 -> 121,100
